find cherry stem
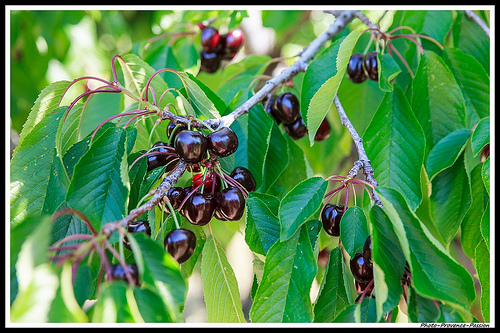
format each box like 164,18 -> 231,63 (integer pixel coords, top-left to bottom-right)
91,109 -> 154,140
64,86 -> 121,121
123,111 -> 157,129
144,68 -> 189,102
388,42 -> 414,78
57,76 -> 114,108
358,278 -> 374,303
128,150 -> 177,171
215,169 -> 250,198
105,241 -> 136,287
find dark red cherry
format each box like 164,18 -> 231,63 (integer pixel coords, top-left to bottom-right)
167,186 -> 186,210
230,166 -> 256,192
200,26 -> 221,53
207,127 -> 239,157
350,252 -> 373,283
164,228 -> 197,264
200,50 -> 222,73
174,130 -> 208,164
263,95 -> 281,124
347,53 -> 367,84
223,28 -> 244,59
216,187 -> 246,221
314,118 -> 331,142
146,141 -> 170,172
363,236 -> 373,268
166,121 -> 187,144
355,279 -> 374,296
108,263 -> 140,286
283,115 -> 308,140
481,143 -> 490,162
179,186 -> 194,217
124,220 -> 151,250
363,51 -> 378,81
192,172 -> 221,194
274,92 -> 300,124
183,191 -> 216,226
321,204 -> 344,237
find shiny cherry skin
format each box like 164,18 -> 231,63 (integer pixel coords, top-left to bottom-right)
314,118 -> 331,142
174,130 -> 208,163
274,92 -> 300,124
263,95 -> 281,124
321,204 -> 345,237
164,228 -> 197,264
200,50 -> 222,73
108,263 -> 140,286
167,186 -> 186,210
183,191 -> 216,226
363,51 -> 378,81
124,220 -> 151,250
363,235 -> 373,268
230,166 -> 256,192
283,115 -> 308,140
166,121 -> 187,143
207,127 -> 239,157
147,141 -> 169,172
223,28 -> 244,58
347,53 -> 367,84
216,187 -> 246,221
200,26 -> 221,53
350,252 -> 373,283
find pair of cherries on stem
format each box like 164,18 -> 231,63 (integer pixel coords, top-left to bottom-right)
199,23 -> 244,73
264,92 -> 331,141
347,51 -> 379,84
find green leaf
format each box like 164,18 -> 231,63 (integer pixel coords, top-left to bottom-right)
411,50 -> 467,157
178,71 -> 221,119
471,117 -> 490,157
407,285 -> 440,323
460,164 -> 488,259
278,176 -> 327,241
425,128 -> 471,180
474,240 -> 490,322
376,186 -> 475,308
259,123 -> 289,192
90,283 -> 136,323
339,206 -> 369,258
370,205 -> 406,321
245,196 -> 280,256
363,84 -> 426,211
482,156 -> 490,196
10,215 -> 59,323
10,106 -> 69,225
313,247 -> 350,322
378,52 -> 402,92
66,126 -> 129,232
332,297 -> 378,323
201,235 -> 246,323
305,30 -> 361,145
250,225 -> 316,323
429,153 -> 471,244
444,47 -> 490,126
480,201 -> 490,251
231,95 -> 274,189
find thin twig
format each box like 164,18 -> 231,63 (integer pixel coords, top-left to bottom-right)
464,10 -> 490,38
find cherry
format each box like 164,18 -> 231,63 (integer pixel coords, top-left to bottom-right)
146,141 -> 169,172
321,204 -> 344,237
167,186 -> 186,210
355,279 -> 374,296
314,118 -> 331,142
223,28 -> 244,59
183,191 -> 216,226
164,228 -> 197,264
263,95 -> 281,124
481,143 -> 490,162
166,121 -> 187,144
123,220 -> 151,249
108,263 -> 140,286
192,172 -> 221,194
363,236 -> 373,268
347,53 -> 367,84
283,115 -> 308,140
200,50 -> 222,73
350,252 -> 373,283
363,51 -> 378,81
230,166 -> 256,192
200,26 -> 221,53
174,130 -> 208,164
273,92 -> 300,124
207,127 -> 239,157
216,187 -> 246,221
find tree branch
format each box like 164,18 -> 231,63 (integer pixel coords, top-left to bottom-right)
464,10 -> 490,38
204,10 -> 357,130
333,95 -> 382,207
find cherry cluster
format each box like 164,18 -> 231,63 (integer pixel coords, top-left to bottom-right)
263,92 -> 331,141
198,23 -> 244,73
130,119 -> 255,266
346,51 -> 379,84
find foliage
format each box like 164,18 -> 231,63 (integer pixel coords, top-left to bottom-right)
9,9 -> 491,325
